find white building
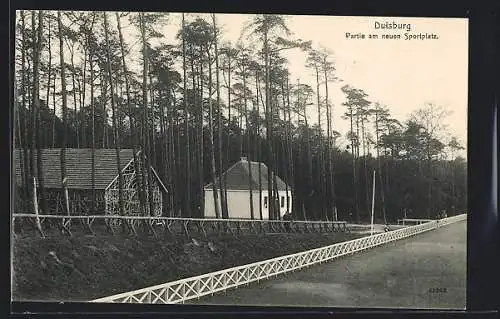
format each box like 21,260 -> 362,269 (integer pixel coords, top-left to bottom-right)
204,157 -> 292,219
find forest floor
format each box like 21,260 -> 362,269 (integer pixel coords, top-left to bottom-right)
12,228 -> 364,302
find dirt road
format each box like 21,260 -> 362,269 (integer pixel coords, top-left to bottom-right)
189,221 -> 467,309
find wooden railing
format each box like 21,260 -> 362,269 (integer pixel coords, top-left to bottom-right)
90,213 -> 466,304
397,218 -> 434,226
11,214 -> 349,238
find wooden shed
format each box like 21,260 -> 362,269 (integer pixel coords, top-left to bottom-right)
13,148 -> 168,216
204,157 -> 292,220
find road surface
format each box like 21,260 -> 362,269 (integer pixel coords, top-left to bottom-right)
188,221 -> 466,309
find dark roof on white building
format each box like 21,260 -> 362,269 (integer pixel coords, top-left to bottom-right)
205,157 -> 290,191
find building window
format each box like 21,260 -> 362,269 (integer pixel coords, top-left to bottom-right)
264,196 -> 268,208
281,196 -> 285,208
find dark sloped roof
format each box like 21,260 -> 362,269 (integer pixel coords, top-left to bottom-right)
13,149 -> 135,190
205,158 -> 289,191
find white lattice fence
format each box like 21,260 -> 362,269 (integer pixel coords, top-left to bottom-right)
437,213 -> 467,227
91,213 -> 466,304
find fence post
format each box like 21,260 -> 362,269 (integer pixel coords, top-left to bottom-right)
32,177 -> 44,237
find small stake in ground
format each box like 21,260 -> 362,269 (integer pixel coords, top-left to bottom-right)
370,170 -> 376,237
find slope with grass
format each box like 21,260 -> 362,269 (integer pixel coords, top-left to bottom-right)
12,230 -> 363,302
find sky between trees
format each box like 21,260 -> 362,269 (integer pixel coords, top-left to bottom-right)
13,11 -> 468,221
118,13 -> 468,153
33,12 -> 467,154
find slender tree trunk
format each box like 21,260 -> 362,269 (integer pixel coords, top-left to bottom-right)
264,29 -> 275,220
14,65 -> 22,197
104,12 -> 124,216
15,93 -> 25,214
297,125 -> 305,220
90,49 -> 96,214
272,85 -> 281,218
324,68 -> 336,220
427,151 -> 433,218
356,113 -> 362,221
57,11 -> 70,217
159,87 -> 168,215
181,14 -> 191,217
451,149 -> 456,214
314,66 -> 325,219
139,13 -> 155,217
30,10 -> 38,196
168,87 -> 176,215
375,112 -> 387,223
241,64 -> 254,219
149,75 -> 157,169
255,71 -> 263,220
45,15 -> 52,129
280,80 -> 289,215
349,108 -> 359,222
224,52 -> 232,220
20,11 -> 31,205
325,95 -> 332,220
81,40 -> 87,148
101,72 -> 108,149
174,90 -> 182,215
239,102 -> 244,158
70,47 -> 80,148
190,50 -> 200,216
77,65 -> 85,147
116,12 -> 144,215
51,68 -> 57,148
191,52 -> 199,217
361,114 -> 370,215
213,15 -> 227,219
305,105 -> 313,220
31,11 -> 49,217
165,85 -> 173,215
297,79 -> 313,219
82,13 -> 97,215
207,50 -> 221,219
385,124 -> 392,207
285,75 -> 295,217
198,58 -> 204,217
188,46 -> 198,217
294,80 -> 303,219
86,13 -> 96,214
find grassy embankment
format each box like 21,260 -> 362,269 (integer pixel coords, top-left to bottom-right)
12,228 -> 363,302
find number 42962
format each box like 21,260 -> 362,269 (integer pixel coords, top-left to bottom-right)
428,287 -> 448,293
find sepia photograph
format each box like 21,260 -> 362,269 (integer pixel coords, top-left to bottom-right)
11,11 -> 468,310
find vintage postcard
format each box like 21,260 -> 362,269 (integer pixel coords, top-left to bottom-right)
11,11 -> 468,309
